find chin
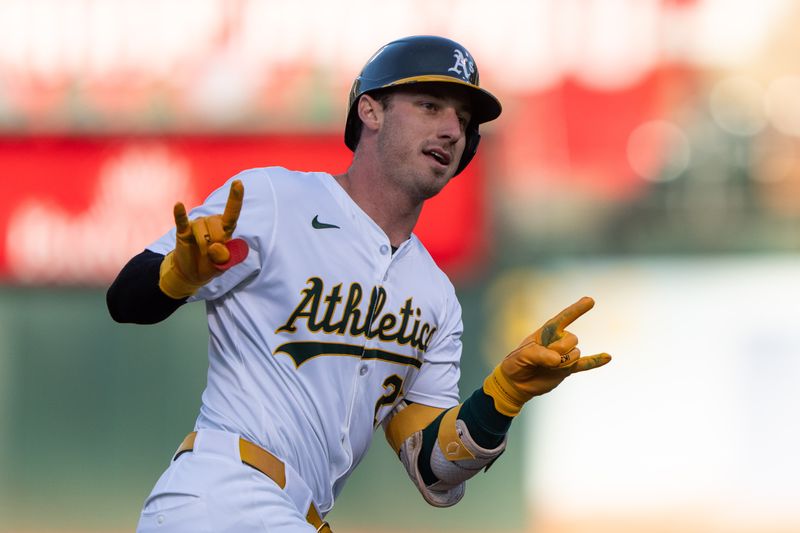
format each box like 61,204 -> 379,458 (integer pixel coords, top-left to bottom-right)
419,173 -> 452,199
435,167 -> 457,183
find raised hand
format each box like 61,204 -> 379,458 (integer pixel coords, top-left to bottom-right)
484,297 -> 611,416
159,180 -> 249,299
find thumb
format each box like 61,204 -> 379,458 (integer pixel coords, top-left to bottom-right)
208,242 -> 231,265
211,238 -> 250,272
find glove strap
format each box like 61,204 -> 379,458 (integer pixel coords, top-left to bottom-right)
158,251 -> 203,299
482,365 -> 528,417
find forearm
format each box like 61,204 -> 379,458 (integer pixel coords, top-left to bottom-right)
417,388 -> 511,485
387,386 -> 513,507
106,250 -> 187,324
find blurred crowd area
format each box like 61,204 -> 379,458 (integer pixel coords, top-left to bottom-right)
2,0 -> 800,263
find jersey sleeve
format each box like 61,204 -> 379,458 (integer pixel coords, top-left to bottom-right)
146,169 -> 275,302
403,286 -> 463,408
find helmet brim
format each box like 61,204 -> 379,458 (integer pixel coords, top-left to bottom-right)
385,75 -> 502,125
343,77 -> 502,151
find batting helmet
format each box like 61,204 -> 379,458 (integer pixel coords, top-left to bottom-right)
344,35 -> 502,176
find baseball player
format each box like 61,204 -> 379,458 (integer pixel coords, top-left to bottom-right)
107,35 -> 611,532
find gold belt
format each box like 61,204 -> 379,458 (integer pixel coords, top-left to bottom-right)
175,432 -> 332,532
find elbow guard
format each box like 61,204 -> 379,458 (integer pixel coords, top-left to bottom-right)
398,405 -> 507,508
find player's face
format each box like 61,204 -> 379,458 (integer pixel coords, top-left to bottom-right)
376,85 -> 473,200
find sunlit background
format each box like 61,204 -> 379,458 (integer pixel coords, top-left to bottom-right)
1,1 -> 800,532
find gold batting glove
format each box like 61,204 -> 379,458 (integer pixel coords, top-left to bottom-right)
483,297 -> 612,417
159,180 -> 249,299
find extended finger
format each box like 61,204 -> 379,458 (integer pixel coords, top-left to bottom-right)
570,353 -> 612,373
190,217 -> 211,256
539,297 -> 595,346
221,180 -> 244,237
173,202 -> 192,239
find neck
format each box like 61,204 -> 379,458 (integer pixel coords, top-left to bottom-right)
334,154 -> 424,248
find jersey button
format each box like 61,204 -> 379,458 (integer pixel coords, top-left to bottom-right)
379,244 -> 390,255
359,365 -> 369,376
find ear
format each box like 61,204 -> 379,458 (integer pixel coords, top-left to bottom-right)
357,93 -> 384,135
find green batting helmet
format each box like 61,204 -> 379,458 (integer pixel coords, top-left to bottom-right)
344,35 -> 502,176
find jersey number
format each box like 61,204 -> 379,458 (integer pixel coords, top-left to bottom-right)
373,374 -> 404,426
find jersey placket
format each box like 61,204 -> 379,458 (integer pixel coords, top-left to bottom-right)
332,237 -> 397,496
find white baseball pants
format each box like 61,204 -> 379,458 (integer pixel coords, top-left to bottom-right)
136,429 -> 319,532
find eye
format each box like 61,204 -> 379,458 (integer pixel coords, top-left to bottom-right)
420,100 -> 439,112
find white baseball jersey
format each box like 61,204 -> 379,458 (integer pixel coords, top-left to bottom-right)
147,167 -> 463,514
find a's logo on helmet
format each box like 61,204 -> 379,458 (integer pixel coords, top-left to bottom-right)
447,49 -> 475,81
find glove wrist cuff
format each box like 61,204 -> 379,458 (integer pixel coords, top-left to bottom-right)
159,251 -> 202,299
482,365 -> 528,417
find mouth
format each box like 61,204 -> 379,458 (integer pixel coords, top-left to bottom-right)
422,147 -> 452,167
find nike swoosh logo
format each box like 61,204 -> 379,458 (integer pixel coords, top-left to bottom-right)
311,215 -> 340,230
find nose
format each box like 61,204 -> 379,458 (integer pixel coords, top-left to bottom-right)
438,106 -> 463,141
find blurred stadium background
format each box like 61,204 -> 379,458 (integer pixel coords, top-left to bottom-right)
1,0 -> 800,532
